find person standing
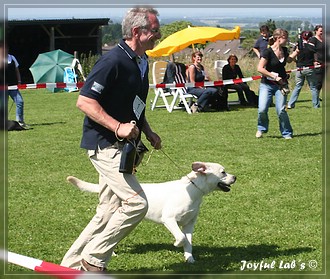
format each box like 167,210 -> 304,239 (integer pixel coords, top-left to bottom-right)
309,25 -> 325,93
7,49 -> 27,128
256,28 -> 299,139
61,7 -> 162,272
287,30 -> 320,109
253,25 -> 270,59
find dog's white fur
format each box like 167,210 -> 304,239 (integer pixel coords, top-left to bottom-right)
66,162 -> 236,263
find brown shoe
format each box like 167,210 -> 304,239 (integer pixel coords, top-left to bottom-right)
80,259 -> 107,272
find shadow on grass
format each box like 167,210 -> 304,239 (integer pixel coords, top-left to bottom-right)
28,121 -> 66,127
269,132 -> 322,139
125,243 -> 315,273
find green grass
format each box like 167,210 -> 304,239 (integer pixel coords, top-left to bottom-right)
5,87 -> 324,278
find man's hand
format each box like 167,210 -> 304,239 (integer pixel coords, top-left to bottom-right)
146,132 -> 162,150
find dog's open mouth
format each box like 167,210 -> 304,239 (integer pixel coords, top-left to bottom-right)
217,182 -> 231,192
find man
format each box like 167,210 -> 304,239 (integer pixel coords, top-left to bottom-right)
61,7 -> 162,272
7,48 -> 28,128
253,25 -> 270,59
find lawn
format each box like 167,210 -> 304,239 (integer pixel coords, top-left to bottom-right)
4,86 -> 325,278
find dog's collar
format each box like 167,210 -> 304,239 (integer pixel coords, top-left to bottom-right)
158,149 -> 207,194
190,180 -> 207,195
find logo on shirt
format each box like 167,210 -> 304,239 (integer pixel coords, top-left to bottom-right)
91,81 -> 104,94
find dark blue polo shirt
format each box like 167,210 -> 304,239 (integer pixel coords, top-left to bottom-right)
254,35 -> 269,57
79,39 -> 149,150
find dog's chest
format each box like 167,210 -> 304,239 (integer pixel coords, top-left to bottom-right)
175,200 -> 202,224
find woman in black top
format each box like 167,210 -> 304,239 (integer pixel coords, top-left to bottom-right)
309,25 -> 325,91
222,54 -> 254,106
256,28 -> 299,139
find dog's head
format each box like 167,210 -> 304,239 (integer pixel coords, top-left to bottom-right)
185,162 -> 236,193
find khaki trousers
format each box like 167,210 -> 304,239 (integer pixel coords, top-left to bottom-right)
61,146 -> 148,269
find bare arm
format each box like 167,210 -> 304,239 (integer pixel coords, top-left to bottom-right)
15,67 -> 21,83
257,57 -> 282,82
252,48 -> 260,59
287,49 -> 299,63
76,95 -> 137,139
142,117 -> 161,149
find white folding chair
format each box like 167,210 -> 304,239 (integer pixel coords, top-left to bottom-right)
168,63 -> 196,114
150,61 -> 172,111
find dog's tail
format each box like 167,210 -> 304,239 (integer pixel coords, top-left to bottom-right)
67,176 -> 100,193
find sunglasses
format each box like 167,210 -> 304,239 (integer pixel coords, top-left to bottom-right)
141,26 -> 160,34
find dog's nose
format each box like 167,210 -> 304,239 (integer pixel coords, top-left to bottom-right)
232,176 -> 237,182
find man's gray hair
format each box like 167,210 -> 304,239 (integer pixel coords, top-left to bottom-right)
122,7 -> 159,39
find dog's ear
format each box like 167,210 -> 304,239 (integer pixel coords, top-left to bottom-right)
192,162 -> 207,174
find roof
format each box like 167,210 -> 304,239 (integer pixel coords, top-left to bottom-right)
204,39 -> 248,58
8,18 -> 110,26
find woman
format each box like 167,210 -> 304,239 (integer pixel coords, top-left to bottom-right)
309,25 -> 325,92
256,28 -> 299,139
187,51 -> 219,113
222,54 -> 257,106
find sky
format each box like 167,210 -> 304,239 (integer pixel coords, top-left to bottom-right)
6,5 -> 324,22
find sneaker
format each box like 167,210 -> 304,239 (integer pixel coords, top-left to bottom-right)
190,103 -> 199,113
255,130 -> 263,138
80,259 -> 107,272
283,135 -> 292,140
18,121 -> 30,129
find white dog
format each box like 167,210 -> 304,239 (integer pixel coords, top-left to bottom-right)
66,162 -> 236,263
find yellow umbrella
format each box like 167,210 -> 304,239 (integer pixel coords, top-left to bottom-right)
146,26 -> 240,57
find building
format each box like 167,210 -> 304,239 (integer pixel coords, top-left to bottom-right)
7,18 -> 109,83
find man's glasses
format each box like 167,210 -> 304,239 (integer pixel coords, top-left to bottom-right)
141,26 -> 160,34
150,28 -> 160,34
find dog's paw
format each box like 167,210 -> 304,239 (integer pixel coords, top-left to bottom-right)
185,255 -> 195,263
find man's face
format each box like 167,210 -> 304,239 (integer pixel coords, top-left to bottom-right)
139,13 -> 161,51
261,31 -> 268,38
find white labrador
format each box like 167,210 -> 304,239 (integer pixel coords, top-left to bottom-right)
66,162 -> 236,263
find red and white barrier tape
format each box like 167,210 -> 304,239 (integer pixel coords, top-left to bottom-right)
286,64 -> 323,74
7,64 -> 323,91
0,250 -> 113,279
8,82 -> 85,91
150,64 -> 323,89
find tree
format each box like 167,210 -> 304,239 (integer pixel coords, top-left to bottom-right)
257,19 -> 277,34
159,20 -> 193,42
102,22 -> 122,45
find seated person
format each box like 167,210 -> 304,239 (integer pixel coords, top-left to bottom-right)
222,54 -> 258,106
186,51 -> 222,113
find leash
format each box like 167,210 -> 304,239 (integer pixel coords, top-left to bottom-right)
145,148 -> 206,195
